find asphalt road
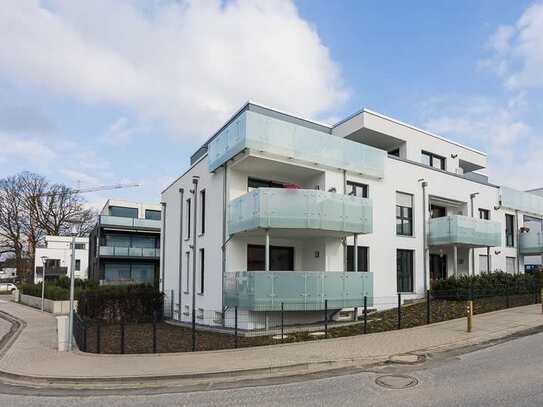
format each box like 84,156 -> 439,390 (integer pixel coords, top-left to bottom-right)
1,331 -> 543,406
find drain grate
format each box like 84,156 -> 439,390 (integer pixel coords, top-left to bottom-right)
375,375 -> 419,389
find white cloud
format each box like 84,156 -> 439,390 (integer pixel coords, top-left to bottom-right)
484,2 -> 543,89
103,117 -> 147,145
0,132 -> 57,163
0,0 -> 348,140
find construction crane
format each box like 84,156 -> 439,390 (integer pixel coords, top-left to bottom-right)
40,182 -> 141,197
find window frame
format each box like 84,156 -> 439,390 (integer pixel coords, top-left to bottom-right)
199,189 -> 206,235
144,209 -> 161,221
199,248 -> 205,294
186,198 -> 191,240
397,249 -> 414,293
109,206 -> 138,219
421,151 -> 446,170
479,208 -> 490,220
505,214 -> 515,247
346,246 -> 369,272
346,181 -> 369,198
396,192 -> 414,237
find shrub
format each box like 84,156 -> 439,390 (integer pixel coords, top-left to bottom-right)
432,272 -> 536,300
78,284 -> 164,323
19,278 -> 95,301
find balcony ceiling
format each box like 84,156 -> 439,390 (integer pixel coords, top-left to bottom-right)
345,128 -> 403,152
231,228 -> 351,239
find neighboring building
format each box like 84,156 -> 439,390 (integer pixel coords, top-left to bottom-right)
34,236 -> 89,283
160,102 -> 543,329
88,200 -> 161,287
0,267 -> 17,282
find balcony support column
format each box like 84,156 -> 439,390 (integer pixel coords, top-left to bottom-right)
265,229 -> 270,272
353,234 -> 358,272
453,245 -> 458,277
487,247 -> 491,274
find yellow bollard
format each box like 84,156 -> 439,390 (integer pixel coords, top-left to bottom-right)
466,300 -> 473,333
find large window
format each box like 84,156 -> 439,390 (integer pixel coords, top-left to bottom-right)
109,206 -> 138,218
75,259 -> 81,271
505,214 -> 515,247
346,181 -> 368,198
430,205 -> 446,218
200,189 -> 206,235
479,209 -> 490,220
397,249 -> 414,293
103,233 -> 158,248
479,255 -> 489,273
347,246 -> 369,272
247,245 -> 294,271
421,151 -> 446,170
145,209 -> 161,220
104,263 -> 155,284
74,243 -> 86,250
396,192 -> 413,236
248,177 -> 284,191
199,248 -> 205,294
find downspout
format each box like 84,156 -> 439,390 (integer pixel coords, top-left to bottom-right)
221,163 -> 228,324
191,176 -> 199,339
516,209 -> 520,274
178,188 -> 184,321
343,170 -> 347,271
160,202 -> 167,293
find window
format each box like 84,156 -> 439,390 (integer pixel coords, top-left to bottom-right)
479,209 -> 490,220
186,199 -> 191,239
479,255 -> 489,273
75,259 -> 81,271
247,245 -> 294,271
346,181 -> 368,198
421,151 -> 446,170
506,257 -> 516,274
430,205 -> 446,219
109,206 -> 138,218
185,252 -> 190,292
396,192 -> 413,236
248,177 -> 284,191
200,190 -> 206,234
346,246 -> 369,272
145,209 -> 161,221
104,263 -> 155,284
388,148 -> 400,157
74,243 -> 86,250
505,214 -> 515,247
199,249 -> 205,294
397,250 -> 414,293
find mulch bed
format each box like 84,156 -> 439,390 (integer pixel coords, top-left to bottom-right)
78,294 -> 538,354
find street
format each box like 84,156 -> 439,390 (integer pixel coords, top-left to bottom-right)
1,330 -> 542,406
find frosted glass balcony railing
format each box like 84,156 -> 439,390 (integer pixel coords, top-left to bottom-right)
500,186 -> 543,216
224,271 -> 373,311
208,110 -> 385,178
228,188 -> 373,235
100,215 -> 161,230
519,230 -> 543,255
428,215 -> 501,247
99,246 -> 160,257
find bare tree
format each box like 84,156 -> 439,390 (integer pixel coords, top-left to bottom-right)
0,172 -> 97,281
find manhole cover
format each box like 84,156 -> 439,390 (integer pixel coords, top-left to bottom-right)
375,375 -> 419,389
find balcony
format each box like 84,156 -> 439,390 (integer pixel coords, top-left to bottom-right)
99,246 -> 160,258
99,215 -> 161,230
500,186 -> 543,216
208,110 -> 385,179
428,215 -> 501,248
520,230 -> 543,255
228,188 -> 372,236
224,271 -> 373,311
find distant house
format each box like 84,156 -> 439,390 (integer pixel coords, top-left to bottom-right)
34,236 -> 89,283
0,267 -> 17,282
88,200 -> 161,287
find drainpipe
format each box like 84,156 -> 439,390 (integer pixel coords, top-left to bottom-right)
160,202 -> 167,293
420,180 -> 428,292
191,176 -> 199,341
343,170 -> 347,272
453,246 -> 458,277
178,188 -> 184,321
265,229 -> 270,271
487,247 -> 491,273
221,163 -> 228,324
470,193 -> 479,276
353,234 -> 358,272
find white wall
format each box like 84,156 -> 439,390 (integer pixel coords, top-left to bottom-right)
34,236 -> 89,282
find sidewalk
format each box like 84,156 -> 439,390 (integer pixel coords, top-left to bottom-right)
0,298 -> 542,385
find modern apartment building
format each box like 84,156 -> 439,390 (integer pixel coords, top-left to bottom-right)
88,200 -> 162,287
34,235 -> 89,283
161,102 -> 543,329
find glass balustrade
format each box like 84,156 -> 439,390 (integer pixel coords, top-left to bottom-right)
519,230 -> 543,255
428,215 -> 501,247
99,246 -> 160,257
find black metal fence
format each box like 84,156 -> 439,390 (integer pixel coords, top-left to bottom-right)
73,284 -> 541,354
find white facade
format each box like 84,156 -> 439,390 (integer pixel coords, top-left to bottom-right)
34,235 -> 89,283
0,268 -> 16,280
161,102 -> 542,329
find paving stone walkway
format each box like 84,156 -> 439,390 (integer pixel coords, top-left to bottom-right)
0,298 -> 541,381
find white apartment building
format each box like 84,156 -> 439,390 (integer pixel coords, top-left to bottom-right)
34,235 -> 89,283
161,102 -> 543,329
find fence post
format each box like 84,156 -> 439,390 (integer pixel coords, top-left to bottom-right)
397,293 -> 401,330
83,321 -> 87,352
426,289 -> 431,325
120,321 -> 125,354
363,296 -> 367,334
466,300 -> 473,332
324,299 -> 328,338
281,302 -> 284,343
96,322 -> 101,354
234,306 -> 238,349
152,311 -> 157,354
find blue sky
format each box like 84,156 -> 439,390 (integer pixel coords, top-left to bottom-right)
1,0 -> 542,207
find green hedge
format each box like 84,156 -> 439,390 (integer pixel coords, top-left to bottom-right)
78,285 -> 163,323
19,277 -> 96,301
432,272 -> 538,300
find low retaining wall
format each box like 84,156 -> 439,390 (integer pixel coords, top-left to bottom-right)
18,293 -> 77,315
